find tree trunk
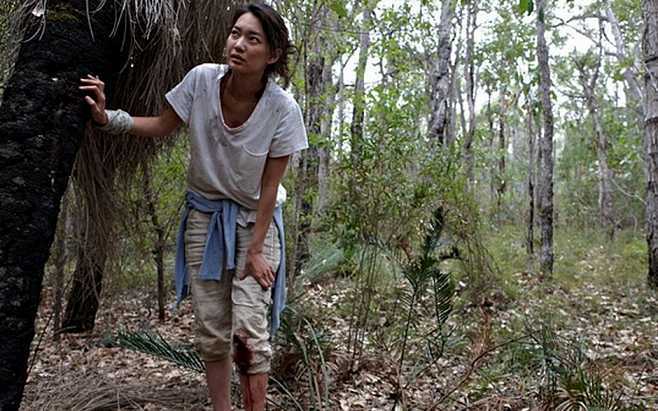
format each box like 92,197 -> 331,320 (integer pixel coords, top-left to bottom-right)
486,91 -> 496,206
536,0 -> 555,277
62,245 -> 107,332
447,13 -> 462,148
317,55 -> 336,215
577,61 -> 615,240
642,0 -> 658,288
0,1 -> 119,407
496,98 -> 507,213
62,157 -> 117,332
291,9 -> 328,281
606,2 -> 643,119
351,5 -> 372,163
428,0 -> 454,145
143,165 -> 166,322
526,97 -> 536,266
463,1 -> 477,183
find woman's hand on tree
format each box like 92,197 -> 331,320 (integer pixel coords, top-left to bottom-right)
79,74 -> 108,126
240,251 -> 275,289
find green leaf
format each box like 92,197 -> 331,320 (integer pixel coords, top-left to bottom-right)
518,0 -> 534,15
328,0 -> 348,19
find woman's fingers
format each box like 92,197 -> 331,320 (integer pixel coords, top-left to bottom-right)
79,79 -> 105,94
80,75 -> 108,125
81,74 -> 105,89
257,273 -> 269,289
79,84 -> 105,104
241,253 -> 275,289
255,269 -> 273,289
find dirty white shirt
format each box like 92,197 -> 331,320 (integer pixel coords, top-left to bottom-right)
165,64 -> 308,224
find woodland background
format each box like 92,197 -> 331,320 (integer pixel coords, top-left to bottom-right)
0,0 -> 657,409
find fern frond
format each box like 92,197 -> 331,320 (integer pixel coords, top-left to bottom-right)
116,329 -> 204,373
431,268 -> 454,326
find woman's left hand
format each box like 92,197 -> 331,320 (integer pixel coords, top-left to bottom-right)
240,251 -> 275,289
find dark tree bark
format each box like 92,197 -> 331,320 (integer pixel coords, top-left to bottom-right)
0,1 -> 120,408
536,0 -> 555,277
642,0 -> 658,288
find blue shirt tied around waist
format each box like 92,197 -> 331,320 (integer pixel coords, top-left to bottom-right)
174,191 -> 287,336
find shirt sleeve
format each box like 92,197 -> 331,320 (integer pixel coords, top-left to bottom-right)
165,66 -> 199,125
269,100 -> 309,158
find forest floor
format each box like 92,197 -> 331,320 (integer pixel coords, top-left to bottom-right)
20,226 -> 658,410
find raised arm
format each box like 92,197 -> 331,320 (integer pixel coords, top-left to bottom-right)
80,74 -> 182,137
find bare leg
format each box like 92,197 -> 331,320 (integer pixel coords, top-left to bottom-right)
206,357 -> 232,411
239,373 -> 269,411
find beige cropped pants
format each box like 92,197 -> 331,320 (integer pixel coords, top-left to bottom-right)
185,209 -> 281,375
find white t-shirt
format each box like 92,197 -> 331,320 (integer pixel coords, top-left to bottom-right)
165,64 -> 308,221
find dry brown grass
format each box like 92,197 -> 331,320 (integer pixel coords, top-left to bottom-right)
23,368 -> 209,411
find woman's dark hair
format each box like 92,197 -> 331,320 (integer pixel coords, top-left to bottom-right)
230,3 -> 294,87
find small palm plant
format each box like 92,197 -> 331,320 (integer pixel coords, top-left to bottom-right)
528,322 -> 627,410
115,325 -> 328,410
394,207 -> 457,403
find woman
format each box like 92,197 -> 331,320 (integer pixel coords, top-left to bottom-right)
80,4 -> 307,411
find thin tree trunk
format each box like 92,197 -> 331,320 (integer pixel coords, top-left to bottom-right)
351,5 -> 372,163
0,1 -> 118,407
496,95 -> 507,214
336,62 -> 346,143
291,8 -> 327,281
606,2 -> 643,118
526,97 -> 536,266
62,163 -> 115,333
463,1 -> 477,183
642,0 -> 658,288
576,28 -> 616,240
428,0 -> 455,145
457,76 -> 467,145
447,10 -> 462,148
143,165 -> 166,321
536,0 -> 555,277
317,57 -> 336,215
486,91 -> 496,206
581,83 -> 615,240
62,245 -> 106,332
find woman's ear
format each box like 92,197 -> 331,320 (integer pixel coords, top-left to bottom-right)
268,48 -> 282,65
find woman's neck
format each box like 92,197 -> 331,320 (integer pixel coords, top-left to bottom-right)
224,69 -> 267,102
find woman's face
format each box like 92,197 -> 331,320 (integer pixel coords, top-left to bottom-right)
226,12 -> 278,78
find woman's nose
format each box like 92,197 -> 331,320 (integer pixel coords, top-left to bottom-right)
234,37 -> 246,51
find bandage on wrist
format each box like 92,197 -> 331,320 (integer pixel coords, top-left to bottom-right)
95,109 -> 134,134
